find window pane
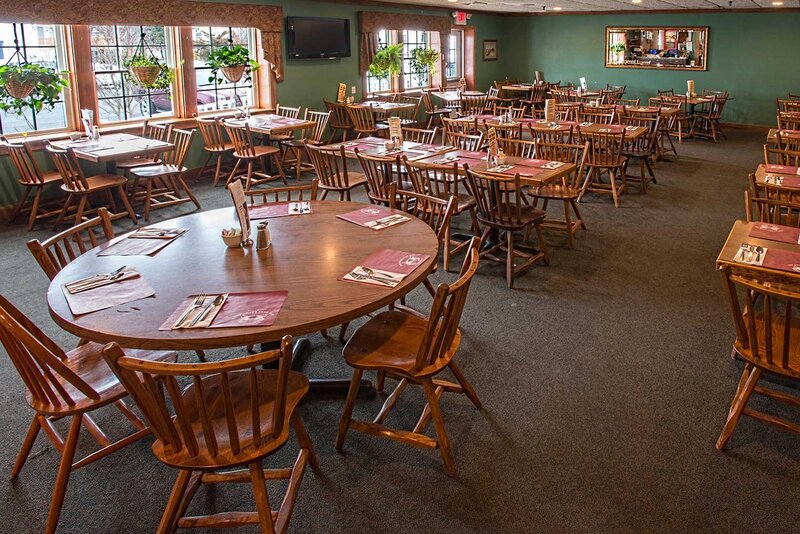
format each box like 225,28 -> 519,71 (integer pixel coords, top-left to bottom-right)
366,29 -> 390,94
403,30 -> 428,90
0,23 -> 68,134
192,26 -> 255,112
90,25 -> 173,123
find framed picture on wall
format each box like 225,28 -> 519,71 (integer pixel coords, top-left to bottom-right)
483,40 -> 498,61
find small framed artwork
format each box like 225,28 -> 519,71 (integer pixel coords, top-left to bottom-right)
483,40 -> 498,61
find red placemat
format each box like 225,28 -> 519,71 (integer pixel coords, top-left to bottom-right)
337,207 -> 408,230
340,249 -> 431,287
160,291 -> 288,330
762,249 -> 800,274
750,223 -> 800,244
97,235 -> 179,256
766,164 -> 800,176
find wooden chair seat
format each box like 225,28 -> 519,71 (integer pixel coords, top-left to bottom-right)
531,184 -> 579,200
326,172 -> 368,189
155,369 -> 309,470
116,156 -> 160,169
130,163 -> 188,178
59,173 -> 127,193
479,204 -> 546,231
344,310 -> 460,378
30,342 -> 177,416
233,144 -> 280,160
37,170 -> 64,185
733,310 -> 800,380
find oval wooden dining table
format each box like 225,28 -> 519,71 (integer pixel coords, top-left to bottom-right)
47,201 -> 439,356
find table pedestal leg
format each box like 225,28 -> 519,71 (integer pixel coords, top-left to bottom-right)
260,338 -> 376,399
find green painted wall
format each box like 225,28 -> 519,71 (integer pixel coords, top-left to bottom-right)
503,12 -> 800,126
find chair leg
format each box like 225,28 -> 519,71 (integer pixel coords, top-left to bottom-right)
27,187 -> 43,231
571,200 -> 587,230
336,368 -> 363,451
10,185 -> 32,224
177,174 -> 202,209
53,194 -> 73,230
157,469 -> 193,534
197,153 -> 212,184
609,169 -> 620,208
505,231 -> 515,289
225,159 -> 242,187
117,185 -> 138,224
376,370 -> 386,393
338,322 -> 350,343
244,161 -> 254,191
273,153 -> 288,185
422,378 -> 455,477
292,413 -> 319,471
249,462 -> 276,534
11,415 -> 42,478
716,364 -> 761,451
212,154 -> 224,186
563,200 -> 574,250
443,225 -> 452,272
143,180 -> 153,221
74,195 -> 88,224
448,361 -> 482,409
45,414 -> 82,534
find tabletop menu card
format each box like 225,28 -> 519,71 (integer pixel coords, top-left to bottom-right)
388,117 -> 403,144
337,83 -> 347,103
228,180 -> 251,243
487,127 -> 498,156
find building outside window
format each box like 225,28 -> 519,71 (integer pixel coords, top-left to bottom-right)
0,23 -> 69,134
402,30 -> 428,90
192,26 -> 255,112
365,29 -> 391,95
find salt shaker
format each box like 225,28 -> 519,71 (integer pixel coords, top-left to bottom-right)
91,125 -> 100,141
256,222 -> 271,250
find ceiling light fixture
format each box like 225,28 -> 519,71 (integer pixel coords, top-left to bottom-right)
771,1 -> 784,5
448,0 -> 458,3
632,0 -> 642,3
553,6 -> 563,9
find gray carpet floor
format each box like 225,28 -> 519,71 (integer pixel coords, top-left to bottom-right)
2,129 -> 800,533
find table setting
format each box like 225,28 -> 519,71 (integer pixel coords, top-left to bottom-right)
249,201 -> 312,219
341,249 -> 430,288
97,227 -> 188,256
161,291 -> 289,330
62,265 -> 155,315
337,206 -> 411,230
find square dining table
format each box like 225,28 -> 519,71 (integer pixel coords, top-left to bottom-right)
754,163 -> 800,190
327,136 -> 455,162
766,128 -> 800,144
51,133 -> 174,173
226,114 -> 316,136
717,220 -> 800,278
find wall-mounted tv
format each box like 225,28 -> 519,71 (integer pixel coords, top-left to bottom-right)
286,17 -> 351,59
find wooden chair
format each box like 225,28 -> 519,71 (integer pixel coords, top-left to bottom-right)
497,137 -> 537,158
610,98 -> 640,107
280,110 -> 330,180
464,168 -> 549,288
577,130 -> 627,208
129,128 -> 201,221
355,150 -> 409,205
461,93 -> 487,116
520,83 -> 548,115
102,336 -> 317,533
392,95 -> 422,127
442,116 -> 478,137
606,84 -> 626,94
621,108 -> 661,193
789,93 -> 800,101
528,141 -> 589,249
550,88 -> 574,104
244,179 -> 319,205
223,122 -> 287,190
405,158 -> 479,271
776,99 -> 800,113
27,207 -> 114,280
269,104 -> 302,144
703,89 -> 729,98
778,112 -> 800,132
715,264 -> 800,451
305,143 -> 368,200
527,123 -> 573,144
692,95 -> 729,141
0,295 -> 177,534
115,120 -> 171,174
1,136 -> 65,230
44,143 -> 138,228
491,104 -> 526,119
421,89 -> 454,130
324,99 -> 353,142
446,131 -> 485,151
577,105 -> 616,125
335,238 -> 481,476
194,115 -> 234,186
765,144 -> 800,167
747,172 -> 800,227
402,127 -> 437,144
555,102 -> 580,121
484,120 -> 522,141
775,131 -> 800,153
659,95 -> 688,152
347,105 -> 388,138
658,88 -> 675,96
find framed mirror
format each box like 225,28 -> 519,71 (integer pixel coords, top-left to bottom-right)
605,27 -> 708,71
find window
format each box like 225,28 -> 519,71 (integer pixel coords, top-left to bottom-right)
446,30 -> 464,81
366,30 -> 391,95
90,25 -> 174,124
192,26 -> 255,113
402,30 -> 428,90
0,23 -> 69,135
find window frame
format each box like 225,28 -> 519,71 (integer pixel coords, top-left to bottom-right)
0,23 -> 74,136
446,29 -> 464,82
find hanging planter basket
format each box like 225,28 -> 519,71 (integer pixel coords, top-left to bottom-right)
4,75 -> 36,99
221,65 -> 246,83
129,65 -> 162,88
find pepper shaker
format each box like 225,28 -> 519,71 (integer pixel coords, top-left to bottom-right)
256,222 -> 271,250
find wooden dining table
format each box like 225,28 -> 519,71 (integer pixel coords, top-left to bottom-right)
226,114 -> 316,136
528,119 -> 648,140
47,201 -> 439,392
327,136 -> 454,161
754,163 -> 800,190
51,133 -> 174,173
766,128 -> 800,144
416,150 -> 576,186
431,90 -> 486,106
717,220 -> 800,278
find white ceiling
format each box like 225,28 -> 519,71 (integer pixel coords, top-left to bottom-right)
376,0 -> 797,13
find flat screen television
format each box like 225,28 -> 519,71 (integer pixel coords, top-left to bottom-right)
286,17 -> 351,59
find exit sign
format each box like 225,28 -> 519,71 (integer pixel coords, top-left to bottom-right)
454,11 -> 468,26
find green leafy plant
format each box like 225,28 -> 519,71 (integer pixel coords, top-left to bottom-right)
410,47 -> 441,76
206,45 -> 259,84
124,54 -> 173,90
368,44 -> 404,79
0,63 -> 69,120
609,42 -> 626,53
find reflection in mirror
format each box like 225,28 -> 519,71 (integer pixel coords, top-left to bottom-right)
605,27 -> 708,71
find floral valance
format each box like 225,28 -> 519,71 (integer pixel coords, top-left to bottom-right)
0,0 -> 285,80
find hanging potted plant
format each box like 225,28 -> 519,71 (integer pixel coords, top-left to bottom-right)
125,54 -> 173,90
410,47 -> 441,87
368,43 -> 404,80
0,63 -> 69,120
206,44 -> 259,84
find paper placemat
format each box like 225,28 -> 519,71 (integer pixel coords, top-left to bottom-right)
159,291 -> 288,330
249,202 -> 311,219
63,271 -> 155,315
97,230 -> 185,256
337,207 -> 410,230
341,249 -> 430,288
749,223 -> 800,245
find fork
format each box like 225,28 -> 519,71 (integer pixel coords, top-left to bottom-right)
188,295 -> 225,327
175,294 -> 206,328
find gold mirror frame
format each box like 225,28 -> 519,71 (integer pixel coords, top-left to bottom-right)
605,26 -> 709,71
